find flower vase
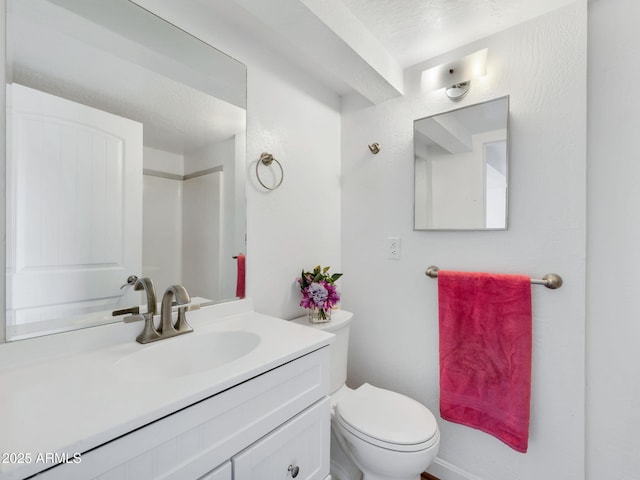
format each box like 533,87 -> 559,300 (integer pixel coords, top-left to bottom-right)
308,307 -> 331,324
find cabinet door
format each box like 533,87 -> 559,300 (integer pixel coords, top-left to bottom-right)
233,398 -> 330,480
198,461 -> 231,480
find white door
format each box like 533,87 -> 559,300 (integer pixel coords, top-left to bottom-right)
6,83 -> 143,333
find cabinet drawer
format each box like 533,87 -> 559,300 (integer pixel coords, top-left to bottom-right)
233,397 -> 330,480
197,461 -> 231,480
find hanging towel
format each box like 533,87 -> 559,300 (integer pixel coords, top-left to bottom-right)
438,270 -> 532,453
235,254 -> 246,299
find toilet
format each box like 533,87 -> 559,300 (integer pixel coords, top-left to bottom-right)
293,310 -> 440,480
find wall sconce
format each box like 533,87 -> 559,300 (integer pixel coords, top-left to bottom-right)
421,48 -> 488,101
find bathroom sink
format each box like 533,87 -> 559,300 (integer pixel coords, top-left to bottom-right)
111,330 -> 261,382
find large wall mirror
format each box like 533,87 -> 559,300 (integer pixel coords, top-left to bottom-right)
414,96 -> 509,231
4,0 -> 247,341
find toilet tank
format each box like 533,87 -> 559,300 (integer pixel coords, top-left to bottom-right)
291,309 -> 353,394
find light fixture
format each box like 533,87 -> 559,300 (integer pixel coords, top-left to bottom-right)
421,49 -> 488,101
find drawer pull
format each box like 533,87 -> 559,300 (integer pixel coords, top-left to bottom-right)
288,464 -> 300,478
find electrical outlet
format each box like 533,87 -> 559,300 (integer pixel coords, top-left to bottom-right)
387,237 -> 401,259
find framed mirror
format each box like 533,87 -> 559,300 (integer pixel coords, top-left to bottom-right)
5,0 -> 247,341
413,96 -> 509,231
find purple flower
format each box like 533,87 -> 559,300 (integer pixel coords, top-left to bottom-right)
298,266 -> 342,313
299,280 -> 340,312
309,282 -> 328,306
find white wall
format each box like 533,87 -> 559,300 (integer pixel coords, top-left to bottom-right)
341,3 -> 586,480
142,175 -> 183,294
143,139 -> 240,303
245,66 -> 342,316
132,0 -> 342,319
182,137 -> 232,300
587,0 -> 640,478
142,147 -> 184,295
182,171 -> 223,300
425,129 -> 506,230
143,145 -> 184,176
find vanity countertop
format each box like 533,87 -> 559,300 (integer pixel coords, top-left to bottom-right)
0,300 -> 333,480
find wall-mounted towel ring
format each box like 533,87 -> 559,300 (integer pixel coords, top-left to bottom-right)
256,152 -> 284,190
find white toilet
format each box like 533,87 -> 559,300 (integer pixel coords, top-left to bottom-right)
293,310 -> 440,480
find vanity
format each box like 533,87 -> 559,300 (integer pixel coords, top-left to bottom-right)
2,2 -> 332,477
0,300 -> 334,480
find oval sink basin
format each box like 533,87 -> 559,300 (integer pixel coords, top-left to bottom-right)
111,330 -> 261,382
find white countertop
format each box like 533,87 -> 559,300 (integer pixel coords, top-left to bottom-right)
0,300 -> 334,480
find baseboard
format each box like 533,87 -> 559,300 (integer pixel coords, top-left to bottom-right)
424,457 -> 485,480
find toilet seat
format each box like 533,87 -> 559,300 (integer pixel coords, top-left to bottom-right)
335,383 -> 439,452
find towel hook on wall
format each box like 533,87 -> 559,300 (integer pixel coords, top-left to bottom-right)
368,143 -> 380,154
256,152 -> 284,190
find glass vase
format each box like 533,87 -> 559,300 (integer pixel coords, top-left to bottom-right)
308,307 -> 331,324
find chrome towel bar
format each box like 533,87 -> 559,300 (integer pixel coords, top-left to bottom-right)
425,265 -> 563,290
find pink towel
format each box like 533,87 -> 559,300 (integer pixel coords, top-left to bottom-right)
235,254 -> 246,299
438,270 -> 532,453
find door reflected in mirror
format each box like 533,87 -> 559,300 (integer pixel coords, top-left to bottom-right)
5,0 -> 247,341
414,96 -> 509,231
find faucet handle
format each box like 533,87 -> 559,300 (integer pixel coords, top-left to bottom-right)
112,306 -> 140,317
175,302 -> 200,312
120,275 -> 139,289
123,313 -> 145,323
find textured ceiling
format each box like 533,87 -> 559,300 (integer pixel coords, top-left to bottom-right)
14,0 -> 580,141
338,0 -> 578,67
201,0 -> 580,103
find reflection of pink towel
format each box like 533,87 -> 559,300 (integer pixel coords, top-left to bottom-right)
438,270 -> 532,453
235,254 -> 246,299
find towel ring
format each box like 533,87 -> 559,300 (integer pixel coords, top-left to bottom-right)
256,152 -> 284,190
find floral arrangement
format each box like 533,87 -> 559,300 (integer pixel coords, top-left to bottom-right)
298,265 -> 342,321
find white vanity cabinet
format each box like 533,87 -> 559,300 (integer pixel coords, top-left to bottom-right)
31,347 -> 330,480
197,462 -> 231,480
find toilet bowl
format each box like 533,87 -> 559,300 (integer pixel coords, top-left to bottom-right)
292,310 -> 440,480
332,383 -> 439,480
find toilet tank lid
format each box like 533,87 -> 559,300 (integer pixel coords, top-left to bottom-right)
336,383 -> 438,445
290,309 -> 353,333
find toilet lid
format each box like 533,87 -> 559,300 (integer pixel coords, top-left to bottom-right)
336,383 -> 438,447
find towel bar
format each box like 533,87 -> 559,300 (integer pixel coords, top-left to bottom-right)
425,266 -> 563,289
